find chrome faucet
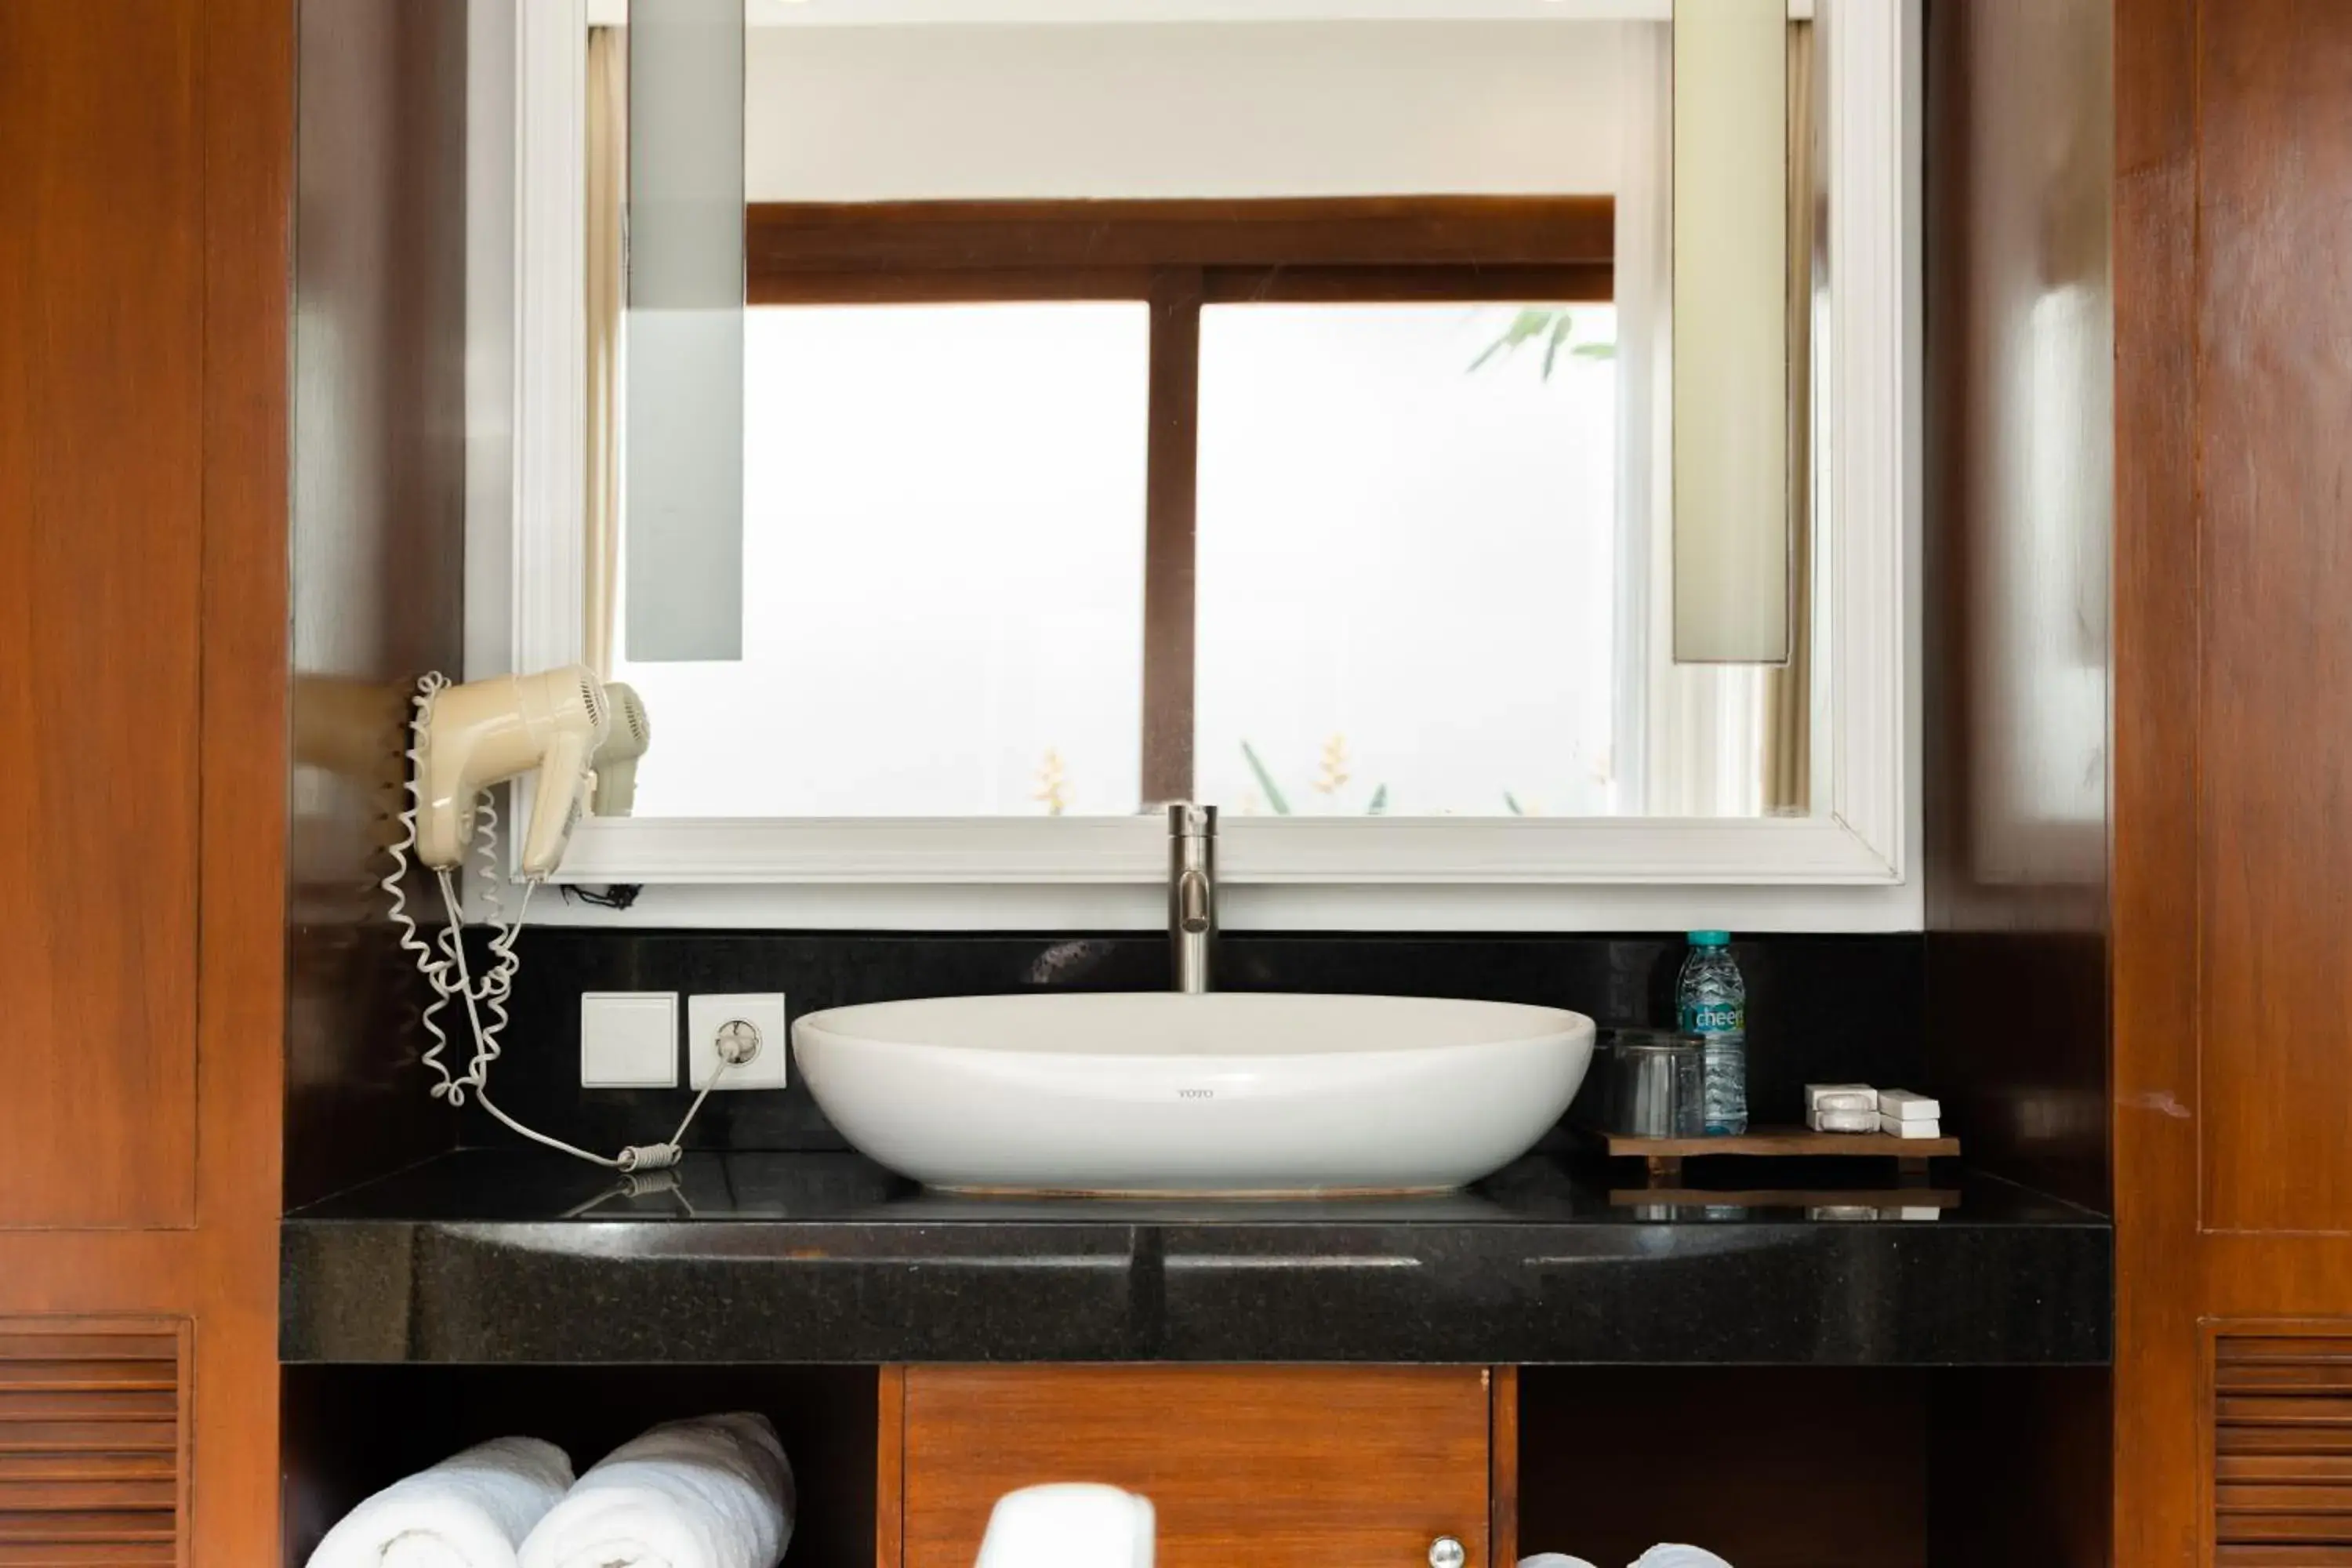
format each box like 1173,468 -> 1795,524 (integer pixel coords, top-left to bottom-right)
1168,804 -> 1217,993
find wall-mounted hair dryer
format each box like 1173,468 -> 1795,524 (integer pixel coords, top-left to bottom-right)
387,662 -> 705,1174
413,665 -> 608,880
590,681 -> 652,818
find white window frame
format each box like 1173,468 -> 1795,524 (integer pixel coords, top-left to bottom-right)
474,0 -> 1921,931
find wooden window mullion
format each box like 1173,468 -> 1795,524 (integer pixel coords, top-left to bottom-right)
1141,265 -> 1204,807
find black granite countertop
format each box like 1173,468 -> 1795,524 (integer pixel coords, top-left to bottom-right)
282,1150 -> 2111,1367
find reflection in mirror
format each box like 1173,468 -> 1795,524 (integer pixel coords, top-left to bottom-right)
586,5 -> 1815,822
1193,299 -> 1620,819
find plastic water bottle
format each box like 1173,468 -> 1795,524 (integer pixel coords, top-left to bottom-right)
1676,931 -> 1748,1135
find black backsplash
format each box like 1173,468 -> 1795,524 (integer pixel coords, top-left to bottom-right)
456,930 -> 1925,1156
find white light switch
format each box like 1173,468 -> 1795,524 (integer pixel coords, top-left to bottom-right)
580,992 -> 679,1087
688,993 -> 789,1091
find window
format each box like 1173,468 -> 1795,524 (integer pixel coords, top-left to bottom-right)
1194,300 -> 1621,819
623,196 -> 1616,819
616,301 -> 1152,818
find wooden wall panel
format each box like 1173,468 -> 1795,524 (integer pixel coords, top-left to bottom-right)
898,1367 -> 1490,1568
0,0 -> 204,1232
0,0 -> 292,1563
285,0 -> 471,1210
1922,0 -> 2114,1218
1926,1368 -> 2111,1568
2193,0 -> 2352,1237
1919,8 -> 2115,1555
2114,0 -> 2352,1556
1518,1367 -> 1926,1568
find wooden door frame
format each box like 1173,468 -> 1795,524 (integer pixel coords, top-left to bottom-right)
2112,0 -> 2201,1558
193,0 -> 293,1549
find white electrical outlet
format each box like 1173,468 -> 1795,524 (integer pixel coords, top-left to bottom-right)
687,993 -> 789,1091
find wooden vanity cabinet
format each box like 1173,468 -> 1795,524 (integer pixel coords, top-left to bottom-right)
884,1366 -> 1510,1568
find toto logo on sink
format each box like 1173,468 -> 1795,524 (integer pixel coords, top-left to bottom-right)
1177,1088 -> 1215,1100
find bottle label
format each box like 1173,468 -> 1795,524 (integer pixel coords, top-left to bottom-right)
1682,1002 -> 1744,1035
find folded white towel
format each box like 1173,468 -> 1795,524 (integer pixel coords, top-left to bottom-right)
519,1413 -> 794,1568
1630,1547 -> 1734,1568
1518,1555 -> 1601,1568
307,1436 -> 573,1568
976,1483 -> 1156,1568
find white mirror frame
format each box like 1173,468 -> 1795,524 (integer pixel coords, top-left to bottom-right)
472,0 -> 1919,931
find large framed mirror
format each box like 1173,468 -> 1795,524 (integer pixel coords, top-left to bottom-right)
483,0 -> 1915,925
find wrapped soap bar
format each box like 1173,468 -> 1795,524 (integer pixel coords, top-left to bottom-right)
1878,1088 -> 1942,1121
1806,1082 -> 1878,1113
1880,1113 -> 1943,1139
1810,1107 -> 1880,1134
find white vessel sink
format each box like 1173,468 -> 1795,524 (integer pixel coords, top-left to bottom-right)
791,993 -> 1594,1197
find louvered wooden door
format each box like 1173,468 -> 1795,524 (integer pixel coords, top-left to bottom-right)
0,1323 -> 188,1566
2213,1330 -> 2352,1566
0,2 -> 289,1565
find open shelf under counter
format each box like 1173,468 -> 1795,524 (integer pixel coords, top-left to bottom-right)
281,1149 -> 2110,1367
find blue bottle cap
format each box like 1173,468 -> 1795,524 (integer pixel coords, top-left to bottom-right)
1687,930 -> 1732,946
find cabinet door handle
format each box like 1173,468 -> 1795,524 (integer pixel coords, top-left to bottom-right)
1428,1537 -> 1467,1568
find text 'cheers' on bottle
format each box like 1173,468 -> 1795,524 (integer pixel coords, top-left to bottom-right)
1677,931 -> 1748,1136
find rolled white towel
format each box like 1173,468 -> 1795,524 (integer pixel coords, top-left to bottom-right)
1518,1555 -> 1600,1568
307,1436 -> 573,1568
519,1413 -> 795,1568
1630,1548 -> 1734,1568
